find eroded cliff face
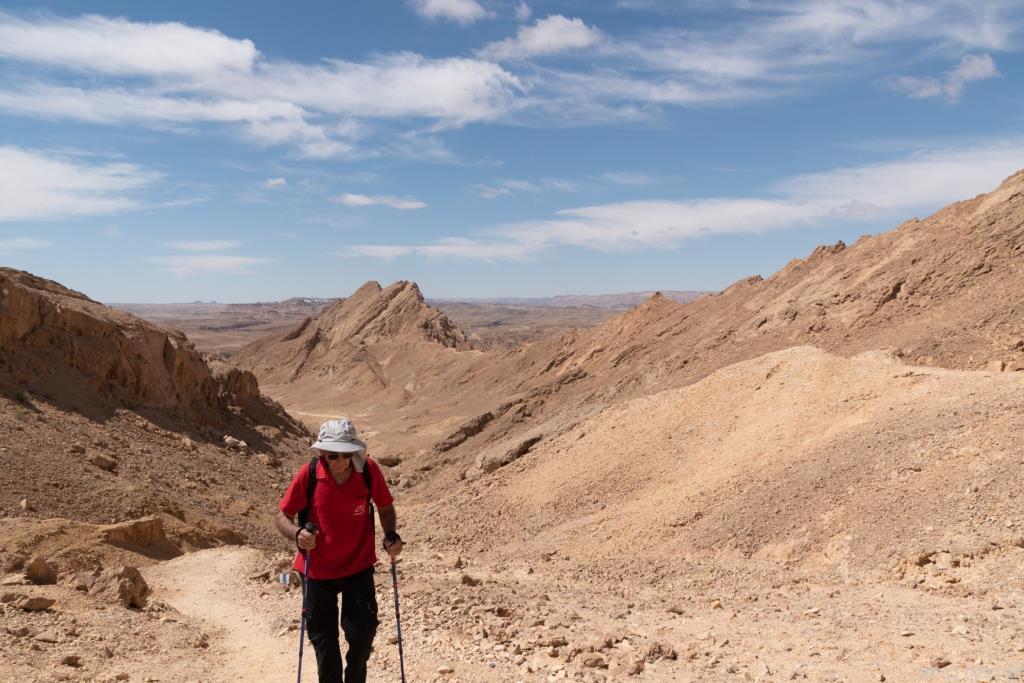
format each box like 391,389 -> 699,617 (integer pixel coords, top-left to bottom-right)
0,268 -> 302,435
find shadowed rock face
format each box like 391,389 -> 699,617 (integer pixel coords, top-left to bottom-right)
0,268 -> 301,433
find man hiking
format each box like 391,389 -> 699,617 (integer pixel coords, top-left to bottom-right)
276,418 -> 404,683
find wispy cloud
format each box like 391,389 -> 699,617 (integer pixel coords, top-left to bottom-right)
514,2 -> 532,22
0,3 -> 1019,149
151,253 -> 271,276
0,12 -> 256,76
166,240 -> 241,251
475,177 -> 579,198
479,15 -> 602,60
346,237 -> 537,261
0,146 -> 158,221
331,193 -> 427,209
409,0 -> 492,25
264,177 -> 287,188
0,13 -> 522,158
352,139 -> 1024,260
0,237 -> 51,252
886,54 -> 999,101
601,171 -> 659,186
510,1 -> 1024,121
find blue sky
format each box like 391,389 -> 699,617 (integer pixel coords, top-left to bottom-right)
0,1 -> 1022,302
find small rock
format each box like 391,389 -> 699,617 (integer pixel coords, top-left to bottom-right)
20,596 -> 56,611
181,437 -> 196,451
461,574 -> 481,587
256,453 -> 279,467
69,444 -> 86,455
930,657 -> 952,669
986,360 -> 1006,372
437,665 -> 454,674
60,654 -> 81,667
90,454 -> 118,472
377,455 -> 402,467
35,630 -> 59,642
19,498 -> 29,511
25,556 -> 57,585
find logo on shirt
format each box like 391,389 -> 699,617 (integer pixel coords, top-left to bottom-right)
353,503 -> 366,516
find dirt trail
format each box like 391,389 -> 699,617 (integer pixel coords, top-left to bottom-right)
145,547 -> 301,681
142,545 -> 502,683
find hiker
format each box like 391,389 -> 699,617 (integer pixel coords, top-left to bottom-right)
275,418 -> 403,683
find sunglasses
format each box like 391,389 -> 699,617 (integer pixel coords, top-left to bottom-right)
325,452 -> 354,461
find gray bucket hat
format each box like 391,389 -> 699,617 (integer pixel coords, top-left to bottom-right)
311,419 -> 367,455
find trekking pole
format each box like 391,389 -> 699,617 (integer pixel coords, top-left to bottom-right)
296,522 -> 318,683
390,559 -> 407,683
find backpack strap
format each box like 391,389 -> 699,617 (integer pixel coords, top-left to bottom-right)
361,461 -> 375,533
297,455 -> 320,529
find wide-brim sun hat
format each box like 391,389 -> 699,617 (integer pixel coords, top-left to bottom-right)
311,418 -> 367,454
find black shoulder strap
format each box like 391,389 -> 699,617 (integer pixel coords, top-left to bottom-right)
297,455 -> 319,528
362,459 -> 375,533
361,461 -> 373,499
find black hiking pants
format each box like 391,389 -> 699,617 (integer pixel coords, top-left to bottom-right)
305,567 -> 379,683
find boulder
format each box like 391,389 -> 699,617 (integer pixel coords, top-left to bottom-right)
88,566 -> 150,608
18,595 -> 56,611
25,556 -> 57,585
100,516 -> 166,547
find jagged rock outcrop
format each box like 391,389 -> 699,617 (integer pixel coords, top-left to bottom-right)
232,281 -> 478,450
0,268 -> 298,432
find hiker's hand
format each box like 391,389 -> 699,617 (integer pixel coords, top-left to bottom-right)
296,527 -> 318,551
384,538 -> 403,561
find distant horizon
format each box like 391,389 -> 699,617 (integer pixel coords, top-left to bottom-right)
104,287 -> 710,307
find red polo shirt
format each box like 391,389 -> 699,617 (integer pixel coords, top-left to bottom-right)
279,456 -> 394,580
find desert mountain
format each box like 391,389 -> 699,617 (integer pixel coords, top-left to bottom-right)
235,171 -> 1024,484
232,280 -> 479,449
0,267 -> 310,558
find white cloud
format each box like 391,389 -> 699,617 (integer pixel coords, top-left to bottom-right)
167,240 -> 241,251
409,0 -> 492,24
0,14 -> 522,158
475,177 -> 579,198
0,4 -> 1019,146
514,2 -> 532,21
353,140 -> 1024,259
510,1 -> 1023,119
0,146 -> 158,221
348,237 -> 536,261
480,15 -> 602,60
886,54 -> 999,101
601,171 -> 658,186
0,237 -> 51,251
0,12 -> 256,76
264,177 -> 287,188
331,193 -> 427,210
150,254 -> 271,276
